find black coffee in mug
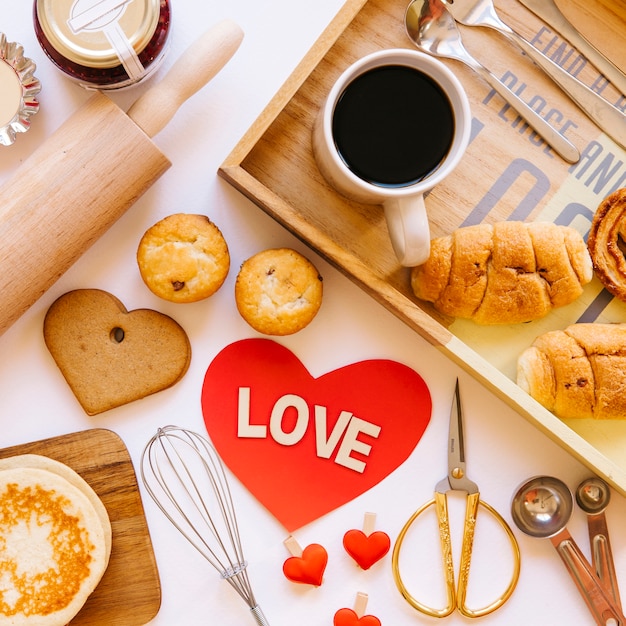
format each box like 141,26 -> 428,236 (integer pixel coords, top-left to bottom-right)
331,65 -> 455,188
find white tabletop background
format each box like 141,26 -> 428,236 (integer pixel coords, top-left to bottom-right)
2,1 -> 625,624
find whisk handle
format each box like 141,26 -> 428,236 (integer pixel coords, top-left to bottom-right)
250,605 -> 270,625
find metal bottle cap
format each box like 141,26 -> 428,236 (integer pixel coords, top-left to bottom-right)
36,0 -> 161,70
0,33 -> 41,146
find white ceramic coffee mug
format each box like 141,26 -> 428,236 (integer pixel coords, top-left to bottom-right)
312,49 -> 471,267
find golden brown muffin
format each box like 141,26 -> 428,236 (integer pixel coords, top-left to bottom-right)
137,213 -> 230,303
235,248 -> 323,335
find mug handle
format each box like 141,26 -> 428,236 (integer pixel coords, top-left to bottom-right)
383,195 -> 431,267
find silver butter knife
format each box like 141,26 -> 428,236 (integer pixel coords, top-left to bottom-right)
517,0 -> 626,96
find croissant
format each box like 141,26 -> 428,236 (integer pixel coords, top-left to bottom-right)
517,323 -> 626,420
587,188 -> 626,301
410,221 -> 592,325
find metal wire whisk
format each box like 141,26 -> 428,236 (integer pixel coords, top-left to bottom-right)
141,425 -> 270,625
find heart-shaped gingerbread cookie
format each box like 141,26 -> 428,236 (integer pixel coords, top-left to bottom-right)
44,289 -> 191,415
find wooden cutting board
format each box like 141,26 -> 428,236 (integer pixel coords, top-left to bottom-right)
0,429 -> 161,625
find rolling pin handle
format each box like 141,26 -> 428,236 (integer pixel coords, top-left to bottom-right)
127,19 -> 244,137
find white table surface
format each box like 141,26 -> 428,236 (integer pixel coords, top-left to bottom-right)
2,1 -> 625,624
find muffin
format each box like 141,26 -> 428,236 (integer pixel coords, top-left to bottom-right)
137,213 -> 230,303
235,248 -> 323,335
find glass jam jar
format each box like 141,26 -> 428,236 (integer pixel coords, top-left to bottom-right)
33,0 -> 171,90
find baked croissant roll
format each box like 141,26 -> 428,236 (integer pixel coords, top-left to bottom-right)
410,221 -> 592,325
517,323 -> 626,420
587,188 -> 626,301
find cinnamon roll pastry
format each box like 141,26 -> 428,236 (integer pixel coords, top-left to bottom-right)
588,188 -> 626,301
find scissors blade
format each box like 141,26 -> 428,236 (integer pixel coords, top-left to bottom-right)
447,380 -> 478,494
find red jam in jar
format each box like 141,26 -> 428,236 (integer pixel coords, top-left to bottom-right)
34,0 -> 171,89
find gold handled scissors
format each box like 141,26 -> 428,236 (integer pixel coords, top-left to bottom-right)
392,380 -> 521,618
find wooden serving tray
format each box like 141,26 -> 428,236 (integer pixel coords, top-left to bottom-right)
0,429 -> 161,625
219,0 -> 626,494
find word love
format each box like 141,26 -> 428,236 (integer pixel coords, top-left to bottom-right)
237,388 -> 381,473
202,339 -> 431,530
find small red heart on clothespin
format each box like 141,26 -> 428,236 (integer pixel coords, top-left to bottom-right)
334,592 -> 381,626
333,610 -> 381,626
282,536 -> 328,586
343,513 -> 390,570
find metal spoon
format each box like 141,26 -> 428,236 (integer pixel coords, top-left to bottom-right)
512,476 -> 624,626
439,0 -> 626,151
405,0 -> 579,163
577,477 -> 622,611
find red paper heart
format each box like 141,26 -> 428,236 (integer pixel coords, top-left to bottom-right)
343,529 -> 390,570
333,608 -> 381,626
282,543 -> 328,586
201,338 -> 431,530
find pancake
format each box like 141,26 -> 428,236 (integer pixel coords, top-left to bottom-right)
0,454 -> 111,625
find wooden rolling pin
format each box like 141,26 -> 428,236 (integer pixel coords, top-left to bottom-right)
0,19 -> 244,337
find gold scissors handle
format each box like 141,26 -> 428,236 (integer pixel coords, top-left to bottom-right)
392,493 -> 521,619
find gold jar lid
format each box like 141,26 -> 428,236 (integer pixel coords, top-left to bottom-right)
36,0 -> 161,69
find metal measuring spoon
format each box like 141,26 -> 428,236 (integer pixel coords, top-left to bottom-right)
512,476 -> 624,625
404,0 -> 580,163
577,477 -> 622,611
